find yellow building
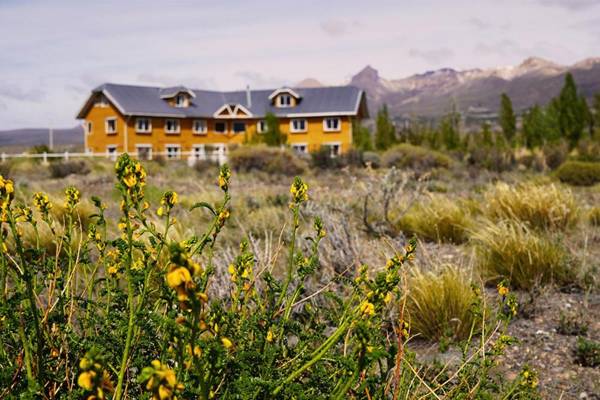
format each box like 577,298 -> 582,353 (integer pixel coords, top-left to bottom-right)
76,83 -> 369,160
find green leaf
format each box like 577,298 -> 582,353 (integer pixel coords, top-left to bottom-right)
190,201 -> 217,216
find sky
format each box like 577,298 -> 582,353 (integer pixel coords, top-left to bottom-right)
0,0 -> 599,129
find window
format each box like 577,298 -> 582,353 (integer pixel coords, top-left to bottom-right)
215,121 -> 227,133
192,145 -> 206,160
165,119 -> 180,134
175,94 -> 187,108
136,118 -> 151,133
323,117 -> 341,132
292,144 -> 308,154
136,145 -> 152,160
290,119 -> 307,133
326,143 -> 341,158
166,145 -> 181,159
232,122 -> 246,133
278,94 -> 292,107
105,118 -> 117,134
86,122 -> 92,135
106,145 -> 117,160
257,120 -> 267,134
193,119 -> 207,134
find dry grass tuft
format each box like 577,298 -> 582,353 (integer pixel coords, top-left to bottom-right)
484,182 -> 579,231
472,220 -> 573,290
397,195 -> 473,244
404,264 -> 480,342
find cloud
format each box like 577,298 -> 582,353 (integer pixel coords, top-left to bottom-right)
474,39 -> 521,57
319,18 -> 362,37
466,17 -> 489,30
234,71 -> 287,89
534,0 -> 600,10
408,48 -> 454,64
0,83 -> 45,102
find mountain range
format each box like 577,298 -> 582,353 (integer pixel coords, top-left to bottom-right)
300,57 -> 600,119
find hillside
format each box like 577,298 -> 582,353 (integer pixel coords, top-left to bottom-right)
0,126 -> 83,149
348,57 -> 600,118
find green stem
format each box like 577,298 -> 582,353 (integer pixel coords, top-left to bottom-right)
276,206 -> 299,312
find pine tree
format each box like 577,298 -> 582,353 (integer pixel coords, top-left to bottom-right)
522,105 -> 546,149
375,105 -> 396,150
262,112 -> 286,146
499,93 -> 517,143
352,121 -> 373,151
439,108 -> 460,150
593,93 -> 600,138
557,73 -> 586,147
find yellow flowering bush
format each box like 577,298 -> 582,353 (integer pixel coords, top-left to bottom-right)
0,156 -> 540,399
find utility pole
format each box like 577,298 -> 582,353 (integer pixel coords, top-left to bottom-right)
49,128 -> 54,150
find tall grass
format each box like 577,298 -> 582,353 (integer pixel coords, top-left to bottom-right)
472,220 -> 573,290
397,195 -> 473,244
484,182 -> 579,231
405,265 -> 480,341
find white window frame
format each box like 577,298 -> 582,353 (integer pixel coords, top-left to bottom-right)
192,144 -> 206,160
324,142 -> 341,158
106,145 -> 117,160
278,94 -> 292,108
135,118 -> 152,133
323,117 -> 341,132
291,143 -> 308,154
193,119 -> 207,135
165,144 -> 181,160
214,121 -> 228,134
135,144 -> 153,160
290,119 -> 307,133
165,119 -> 181,134
175,94 -> 188,108
105,117 -> 117,134
257,120 -> 267,134
232,121 -> 246,134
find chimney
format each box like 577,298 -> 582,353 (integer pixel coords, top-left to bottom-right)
246,85 -> 252,108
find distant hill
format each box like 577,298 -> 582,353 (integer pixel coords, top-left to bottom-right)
346,57 -> 600,118
0,126 -> 83,149
295,78 -> 324,88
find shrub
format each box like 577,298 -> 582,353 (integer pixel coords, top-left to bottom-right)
574,337 -> 600,368
49,160 -> 91,179
557,312 -> 588,336
484,182 -> 579,231
473,220 -> 573,290
542,141 -> 569,170
588,207 -> 600,226
229,144 -> 306,175
405,265 -> 481,341
0,162 -> 11,178
555,161 -> 600,186
397,195 -> 473,244
0,159 -> 540,399
466,145 -> 515,172
362,151 -> 381,168
382,144 -> 453,171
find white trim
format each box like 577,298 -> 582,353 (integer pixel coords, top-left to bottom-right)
354,90 -> 364,114
135,117 -> 152,133
268,87 -> 301,100
102,90 -> 127,115
213,104 -> 233,118
164,119 -> 181,134
290,118 -> 307,133
212,103 -> 253,119
193,119 -> 208,135
282,111 -> 355,117
165,144 -> 182,160
105,117 -> 117,134
323,117 -> 341,132
135,143 -> 153,160
291,143 -> 308,154
160,88 -> 196,99
234,104 -> 253,117
191,144 -> 206,160
257,120 -> 267,134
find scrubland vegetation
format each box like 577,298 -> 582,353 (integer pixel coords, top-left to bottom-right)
1,74 -> 599,399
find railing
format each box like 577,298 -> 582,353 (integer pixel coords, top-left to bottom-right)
0,151 -> 228,166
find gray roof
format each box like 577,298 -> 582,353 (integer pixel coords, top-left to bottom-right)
77,83 -> 368,119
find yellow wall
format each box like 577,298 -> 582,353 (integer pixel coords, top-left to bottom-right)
84,101 -> 355,155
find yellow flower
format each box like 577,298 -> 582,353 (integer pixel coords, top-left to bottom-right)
123,173 -> 137,188
166,266 -> 192,289
107,266 -> 118,276
78,370 -> 96,390
384,292 -> 393,304
359,301 -> 375,317
290,177 -> 308,204
221,337 -> 233,349
497,282 -> 509,296
157,207 -> 164,217
266,329 -> 274,343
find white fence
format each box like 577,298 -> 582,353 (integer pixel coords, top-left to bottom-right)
0,151 -> 228,166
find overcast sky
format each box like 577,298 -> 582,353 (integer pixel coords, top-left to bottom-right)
0,0 -> 599,129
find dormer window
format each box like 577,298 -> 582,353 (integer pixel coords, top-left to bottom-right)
175,94 -> 188,108
278,94 -> 292,107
